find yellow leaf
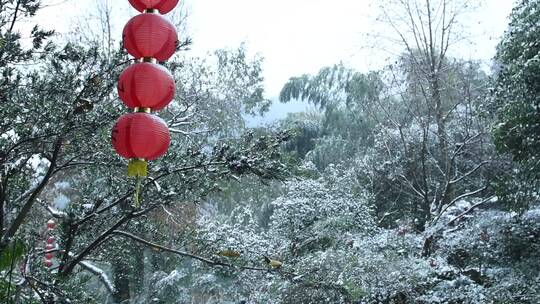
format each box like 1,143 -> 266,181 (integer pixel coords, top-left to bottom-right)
269,259 -> 283,268
218,250 -> 241,258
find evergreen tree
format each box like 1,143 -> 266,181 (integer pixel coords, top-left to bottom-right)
494,0 -> 540,210
0,1 -> 289,302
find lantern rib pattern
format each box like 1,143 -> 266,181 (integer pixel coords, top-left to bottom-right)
112,113 -> 170,161
123,14 -> 177,61
118,62 -> 175,110
124,115 -> 135,158
112,0 -> 179,190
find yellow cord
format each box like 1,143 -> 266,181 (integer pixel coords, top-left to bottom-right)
128,159 -> 147,208
134,176 -> 142,208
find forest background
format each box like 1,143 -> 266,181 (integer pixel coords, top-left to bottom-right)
0,0 -> 539,303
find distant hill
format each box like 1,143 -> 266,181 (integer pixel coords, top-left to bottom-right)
245,97 -> 313,127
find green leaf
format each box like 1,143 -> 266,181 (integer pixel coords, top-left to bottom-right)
0,240 -> 25,270
0,278 -> 16,302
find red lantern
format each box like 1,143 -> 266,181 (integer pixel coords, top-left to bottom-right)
114,0 -> 178,208
46,237 -> 55,244
46,219 -> 55,229
128,0 -> 179,14
123,14 -> 178,61
118,62 -> 175,110
43,259 -> 53,268
111,113 -> 170,161
45,244 -> 54,251
45,253 -> 54,260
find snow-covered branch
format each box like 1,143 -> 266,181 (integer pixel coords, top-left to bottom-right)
45,205 -> 67,219
447,196 -> 497,226
450,161 -> 490,185
110,230 -> 294,275
78,260 -> 115,294
432,185 -> 489,225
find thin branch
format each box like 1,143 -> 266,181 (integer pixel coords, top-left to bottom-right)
45,204 -> 67,219
112,230 -> 230,267
169,128 -> 213,135
398,174 -> 425,198
75,162 -> 226,227
448,196 -> 496,226
432,185 -> 488,225
61,212 -> 134,276
75,192 -> 132,226
111,230 -> 294,275
8,0 -> 21,33
2,136 -> 63,247
78,260 -> 115,294
449,161 -> 490,185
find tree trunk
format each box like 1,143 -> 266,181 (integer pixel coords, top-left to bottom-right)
132,244 -> 145,295
112,255 -> 131,304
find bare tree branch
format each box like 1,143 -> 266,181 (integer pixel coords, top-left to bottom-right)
447,196 -> 496,226
78,260 -> 115,294
432,185 -> 488,225
1,136 -> 63,249
111,230 -> 295,274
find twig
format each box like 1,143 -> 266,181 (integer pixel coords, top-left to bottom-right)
448,196 -> 496,226
78,260 -> 115,294
2,136 -> 63,248
431,185 -> 488,225
111,230 -> 295,275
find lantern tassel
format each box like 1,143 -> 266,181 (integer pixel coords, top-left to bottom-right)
128,159 -> 148,177
134,176 -> 142,208
128,159 -> 147,208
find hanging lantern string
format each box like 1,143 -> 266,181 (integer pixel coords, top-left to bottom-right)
128,159 -> 148,208
134,176 -> 142,208
113,0 -> 179,208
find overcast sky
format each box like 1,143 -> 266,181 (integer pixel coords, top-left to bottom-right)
35,0 -> 515,99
